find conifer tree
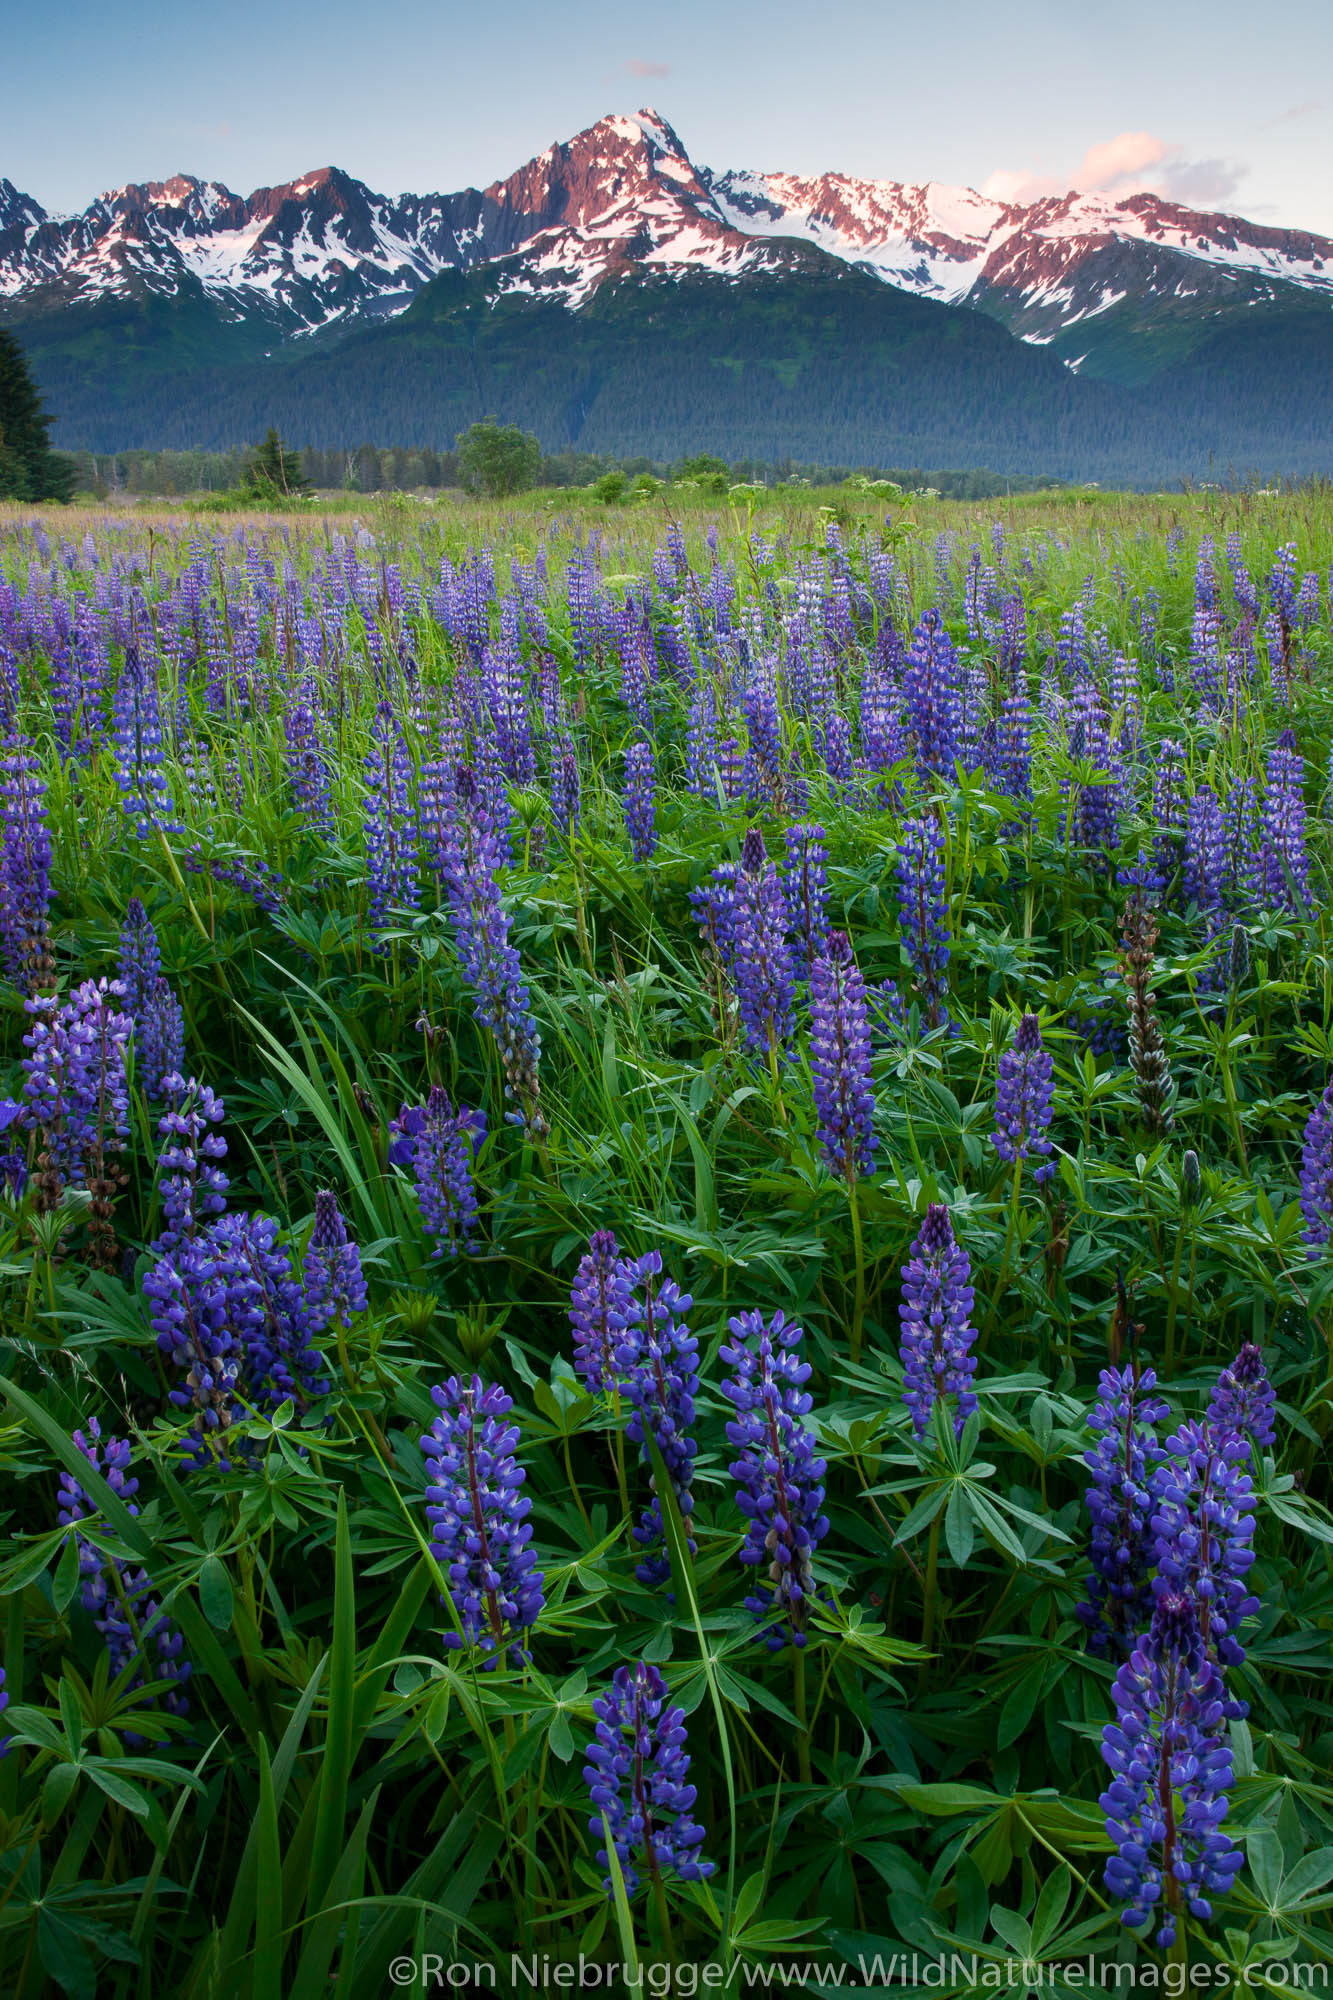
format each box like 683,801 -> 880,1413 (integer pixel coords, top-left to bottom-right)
0,329 -> 74,501
241,427 -> 311,499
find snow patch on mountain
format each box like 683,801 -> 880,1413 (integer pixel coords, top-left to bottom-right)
2,108 -> 1330,346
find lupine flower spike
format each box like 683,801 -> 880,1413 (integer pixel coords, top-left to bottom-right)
583,1661 -> 713,1896
389,1087 -> 487,1255
1099,1593 -> 1243,1948
899,1204 -> 978,1439
1076,1362 -> 1169,1658
1207,1344 -> 1276,1450
992,1012 -> 1055,1183
720,1310 -> 829,1649
420,1374 -> 544,1667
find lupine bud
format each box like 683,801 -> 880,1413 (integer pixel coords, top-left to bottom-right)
1226,923 -> 1250,989
1180,1150 -> 1202,1209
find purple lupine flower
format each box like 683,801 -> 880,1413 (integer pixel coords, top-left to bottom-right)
482,636 -> 537,784
142,1233 -> 244,1452
717,736 -> 745,802
1259,729 -> 1312,913
898,1204 -> 978,1439
436,765 -> 544,1132
860,663 -> 909,782
1151,1420 -> 1259,1688
903,609 -> 960,777
0,1097 -> 26,1199
285,694 -> 334,834
616,1253 -> 698,1586
1099,1593 -> 1243,1948
362,701 -> 420,939
1183,787 -> 1227,918
56,1420 -> 191,1732
155,1074 -> 228,1251
623,740 -> 657,862
389,1086 -> 487,1255
741,677 -> 783,803
991,1012 -> 1055,1183
205,1211 -> 331,1413
1222,776 -> 1260,904
420,1374 -> 544,1665
994,679 -> 1032,803
302,1190 -> 367,1334
552,738 -> 581,836
685,684 -> 717,798
0,733 -> 53,994
733,829 -> 795,1058
809,931 -> 876,1181
689,862 -> 739,974
1076,1362 -> 1170,1659
719,1309 -> 829,1649
1064,681 -> 1119,858
21,979 -> 134,1223
894,814 -> 950,1032
583,1661 -> 713,1896
182,846 -> 285,916
1150,738 -> 1187,883
1299,1073 -> 1333,1257
112,645 -> 179,837
570,1229 -> 635,1393
781,822 -> 829,980
1207,1345 -> 1276,1451
118,899 -> 185,1098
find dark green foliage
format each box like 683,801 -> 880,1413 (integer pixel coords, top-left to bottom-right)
0,327 -> 73,500
455,416 -> 543,497
7,248 -> 1332,484
241,426 -> 311,499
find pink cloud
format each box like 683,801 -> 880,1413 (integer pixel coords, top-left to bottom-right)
982,130 -> 1246,211
1077,131 -> 1170,187
625,59 -> 671,77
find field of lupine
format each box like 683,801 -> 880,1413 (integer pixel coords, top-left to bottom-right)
0,488 -> 1332,1998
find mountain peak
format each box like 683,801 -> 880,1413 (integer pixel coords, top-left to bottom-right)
0,178 -> 46,232
2,109 -> 1330,360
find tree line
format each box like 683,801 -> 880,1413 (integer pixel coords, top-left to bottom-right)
59,432 -> 1061,504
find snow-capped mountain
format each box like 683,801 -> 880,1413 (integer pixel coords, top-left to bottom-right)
4,108 -> 1329,358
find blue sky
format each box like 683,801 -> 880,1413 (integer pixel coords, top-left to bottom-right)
8,0 -> 1331,231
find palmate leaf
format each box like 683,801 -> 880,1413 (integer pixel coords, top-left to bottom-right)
0,1375 -> 264,1747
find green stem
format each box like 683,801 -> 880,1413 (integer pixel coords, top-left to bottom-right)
610,1384 -> 632,1526
848,1175 -> 866,1368
1180,1231 -> 1198,1367
793,1646 -> 813,1786
919,1510 -> 943,1692
981,1157 -> 1023,1350
767,1035 -> 787,1124
562,1435 -> 592,1533
1164,1225 -> 1186,1379
649,1864 -> 676,1967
